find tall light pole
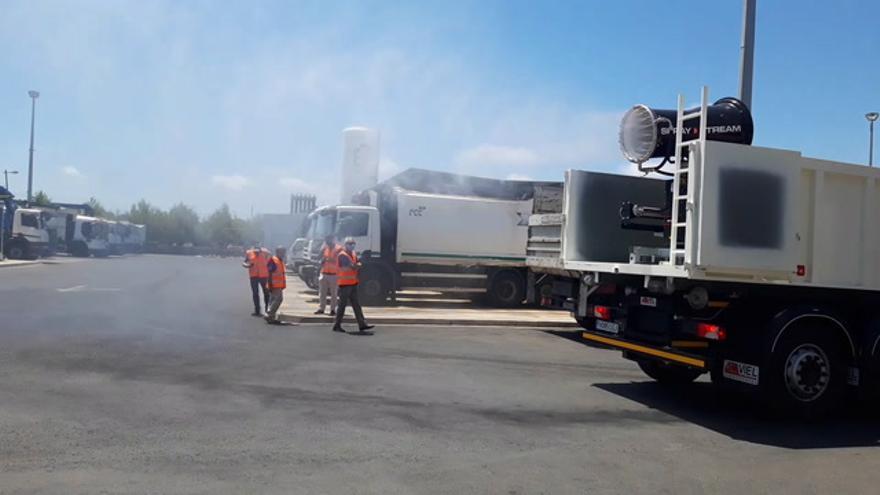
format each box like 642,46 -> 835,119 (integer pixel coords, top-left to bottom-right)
868,112 -> 879,167
26,90 -> 40,204
738,0 -> 757,110
3,169 -> 19,190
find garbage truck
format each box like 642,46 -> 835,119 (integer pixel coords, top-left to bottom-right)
538,87 -> 880,417
299,169 -> 561,306
0,186 -> 50,259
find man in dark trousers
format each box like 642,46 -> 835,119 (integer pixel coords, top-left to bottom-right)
332,237 -> 374,334
265,246 -> 288,324
242,243 -> 270,316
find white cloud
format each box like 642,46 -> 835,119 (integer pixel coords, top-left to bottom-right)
455,145 -> 540,168
505,173 -> 533,181
211,174 -> 251,191
378,157 -> 402,180
61,166 -> 83,177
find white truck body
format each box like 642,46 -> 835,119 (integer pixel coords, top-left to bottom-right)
556,87 -> 880,417
395,189 -> 532,267
558,140 -> 880,292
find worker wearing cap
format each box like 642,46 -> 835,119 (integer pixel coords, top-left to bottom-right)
265,246 -> 287,324
332,237 -> 374,334
242,242 -> 271,316
314,235 -> 341,316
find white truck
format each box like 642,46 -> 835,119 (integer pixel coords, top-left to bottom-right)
300,169 -> 558,306
0,206 -> 50,259
45,213 -> 111,257
534,87 -> 880,416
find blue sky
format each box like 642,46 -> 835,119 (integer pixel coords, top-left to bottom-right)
0,0 -> 877,216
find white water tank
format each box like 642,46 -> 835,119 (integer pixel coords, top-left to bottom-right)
341,127 -> 380,203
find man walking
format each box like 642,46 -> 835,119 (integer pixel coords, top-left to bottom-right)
265,246 -> 287,324
333,237 -> 374,334
242,243 -> 270,316
314,235 -> 341,316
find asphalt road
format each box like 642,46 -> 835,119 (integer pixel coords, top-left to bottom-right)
1,255 -> 878,494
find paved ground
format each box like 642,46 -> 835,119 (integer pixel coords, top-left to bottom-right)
280,276 -> 577,327
1,255 -> 879,494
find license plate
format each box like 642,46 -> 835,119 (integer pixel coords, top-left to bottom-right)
595,319 -> 619,335
640,296 -> 657,307
722,360 -> 759,386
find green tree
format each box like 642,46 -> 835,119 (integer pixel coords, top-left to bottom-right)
168,203 -> 200,245
33,190 -> 52,206
88,197 -> 114,219
202,204 -> 243,247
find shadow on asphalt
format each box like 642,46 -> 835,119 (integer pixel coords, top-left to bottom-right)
544,329 -> 880,449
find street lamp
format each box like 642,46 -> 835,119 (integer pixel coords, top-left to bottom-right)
26,90 -> 40,204
868,112 -> 879,167
3,169 -> 19,190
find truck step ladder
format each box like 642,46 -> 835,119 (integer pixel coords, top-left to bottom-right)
667,87 -> 708,267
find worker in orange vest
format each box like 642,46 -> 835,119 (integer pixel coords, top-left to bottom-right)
242,243 -> 271,316
332,237 -> 374,334
265,246 -> 288,324
315,235 -> 341,316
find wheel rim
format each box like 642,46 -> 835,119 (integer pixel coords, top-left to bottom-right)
784,343 -> 831,402
496,280 -> 516,302
363,279 -> 382,298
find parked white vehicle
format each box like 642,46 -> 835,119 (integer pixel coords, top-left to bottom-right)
300,170 -> 557,306
0,206 -> 50,259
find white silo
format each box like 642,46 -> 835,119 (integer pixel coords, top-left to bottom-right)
341,127 -> 380,203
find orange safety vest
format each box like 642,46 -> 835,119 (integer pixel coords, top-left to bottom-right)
246,249 -> 270,279
321,244 -> 342,275
268,255 -> 287,289
337,250 -> 359,287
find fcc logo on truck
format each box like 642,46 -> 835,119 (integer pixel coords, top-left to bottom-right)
722,360 -> 759,386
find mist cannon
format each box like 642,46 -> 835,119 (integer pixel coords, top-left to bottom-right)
619,97 -> 754,165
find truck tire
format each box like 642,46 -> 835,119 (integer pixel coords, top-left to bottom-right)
488,270 -> 525,307
305,271 -> 319,291
638,360 -> 702,385
6,239 -> 29,260
359,265 -> 390,306
70,241 -> 90,257
764,325 -> 845,418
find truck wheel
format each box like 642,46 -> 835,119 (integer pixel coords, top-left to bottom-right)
6,240 -> 29,260
638,360 -> 702,385
488,270 -> 525,307
70,241 -> 89,257
305,272 -> 319,291
765,326 -> 844,418
359,266 -> 389,306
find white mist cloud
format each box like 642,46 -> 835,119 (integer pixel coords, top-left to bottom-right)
211,175 -> 251,191
455,145 -> 540,168
378,157 -> 402,180
62,166 -> 83,177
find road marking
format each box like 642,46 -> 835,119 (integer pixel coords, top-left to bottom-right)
56,285 -> 121,293
57,285 -> 86,292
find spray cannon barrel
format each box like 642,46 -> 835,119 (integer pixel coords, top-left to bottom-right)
618,97 -> 754,164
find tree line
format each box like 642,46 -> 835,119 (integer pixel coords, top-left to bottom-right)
33,190 -> 260,247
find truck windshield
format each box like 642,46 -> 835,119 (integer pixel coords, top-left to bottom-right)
20,213 -> 40,229
336,212 -> 369,238
315,213 -> 335,238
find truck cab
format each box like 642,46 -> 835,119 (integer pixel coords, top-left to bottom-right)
297,205 -> 381,289
68,215 -> 110,257
1,207 -> 50,259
